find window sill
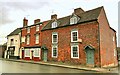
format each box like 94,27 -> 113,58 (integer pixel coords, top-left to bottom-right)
71,57 -> 79,59
52,56 -> 57,58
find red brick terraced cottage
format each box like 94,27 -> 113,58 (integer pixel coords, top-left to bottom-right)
41,6 -> 118,67
20,18 -> 48,61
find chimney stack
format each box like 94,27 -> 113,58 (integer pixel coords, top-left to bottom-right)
51,14 -> 57,19
74,8 -> 84,15
23,17 -> 28,27
34,19 -> 40,24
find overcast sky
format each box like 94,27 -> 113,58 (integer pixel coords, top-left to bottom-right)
0,0 -> 119,46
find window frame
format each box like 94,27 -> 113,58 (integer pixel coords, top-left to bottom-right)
36,25 -> 39,31
35,34 -> 39,44
25,49 -> 30,57
52,46 -> 58,58
27,27 -> 30,33
52,33 -> 58,43
10,39 -> 14,45
71,45 -> 79,58
34,48 -> 40,57
52,21 -> 57,28
114,49 -> 117,56
26,35 -> 30,45
70,16 -> 78,25
71,30 -> 78,42
21,36 -> 25,43
113,36 -> 115,42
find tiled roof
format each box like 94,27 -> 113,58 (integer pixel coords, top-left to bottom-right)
7,28 -> 21,36
42,6 -> 103,31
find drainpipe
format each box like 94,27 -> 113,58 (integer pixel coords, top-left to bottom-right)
97,21 -> 101,67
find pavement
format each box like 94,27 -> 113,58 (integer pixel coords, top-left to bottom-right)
0,58 -> 118,73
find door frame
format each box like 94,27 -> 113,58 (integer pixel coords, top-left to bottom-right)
84,45 -> 95,67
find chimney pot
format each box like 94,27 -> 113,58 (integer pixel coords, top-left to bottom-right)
34,19 -> 40,24
51,14 -> 57,19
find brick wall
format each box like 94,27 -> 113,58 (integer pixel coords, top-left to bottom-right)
21,25 -> 43,47
98,8 -> 118,67
42,21 -> 100,66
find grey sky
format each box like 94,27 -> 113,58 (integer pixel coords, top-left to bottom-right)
0,0 -> 119,46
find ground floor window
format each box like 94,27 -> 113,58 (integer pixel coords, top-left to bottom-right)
52,46 -> 58,58
34,48 -> 40,57
25,49 -> 30,57
71,45 -> 79,58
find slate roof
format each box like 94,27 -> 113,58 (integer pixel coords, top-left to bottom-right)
7,28 -> 21,36
42,6 -> 103,31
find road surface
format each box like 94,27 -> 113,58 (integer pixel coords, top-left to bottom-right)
0,60 -> 97,73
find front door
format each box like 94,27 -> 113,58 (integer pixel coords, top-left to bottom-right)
86,49 -> 94,66
43,50 -> 47,62
22,50 -> 24,59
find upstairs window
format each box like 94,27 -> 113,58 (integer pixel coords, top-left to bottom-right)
113,36 -> 115,42
70,17 -> 78,25
52,33 -> 58,43
36,25 -> 39,31
26,35 -> 30,45
35,34 -> 39,44
52,21 -> 57,28
27,27 -> 30,33
10,39 -> 14,45
21,36 -> 25,43
71,30 -> 78,42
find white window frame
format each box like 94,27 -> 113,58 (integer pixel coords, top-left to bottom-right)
21,36 -> 25,43
26,35 -> 30,45
27,27 -> 30,33
34,48 -> 40,57
71,45 -> 79,58
25,49 -> 30,57
36,25 -> 39,31
71,30 -> 78,42
113,36 -> 115,42
70,17 -> 78,25
52,33 -> 58,43
35,34 -> 39,44
114,49 -> 117,56
52,21 -> 57,28
52,46 -> 58,58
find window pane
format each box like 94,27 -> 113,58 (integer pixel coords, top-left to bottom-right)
72,46 -> 78,57
52,22 -> 57,28
36,25 -> 39,31
27,27 -> 30,33
36,34 -> 39,44
72,32 -> 77,41
52,47 -> 57,57
53,35 -> 57,43
27,35 -> 30,45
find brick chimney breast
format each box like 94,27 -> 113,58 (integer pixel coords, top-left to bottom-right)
74,8 -> 84,15
51,14 -> 57,19
23,17 -> 28,27
34,19 -> 40,24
